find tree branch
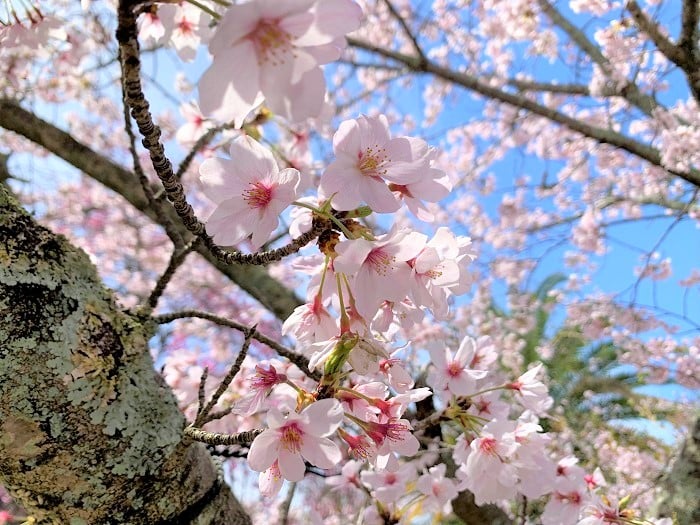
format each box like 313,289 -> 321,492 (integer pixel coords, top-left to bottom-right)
538,0 -> 659,116
0,99 -> 303,320
346,37 -> 700,187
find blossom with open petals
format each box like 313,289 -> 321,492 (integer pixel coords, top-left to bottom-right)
199,135 -> 300,249
319,114 -> 438,212
199,0 -> 362,127
248,398 -> 343,481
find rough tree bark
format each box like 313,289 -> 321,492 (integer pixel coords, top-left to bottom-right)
0,184 -> 251,524
654,414 -> 700,524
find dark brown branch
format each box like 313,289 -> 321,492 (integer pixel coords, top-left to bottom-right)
626,1 -> 685,65
0,99 -> 303,320
194,328 -> 255,428
538,0 -> 658,116
184,427 -> 264,447
627,0 -> 700,103
118,6 -> 324,269
145,238 -> 199,311
382,0 -> 427,66
679,0 -> 700,57
346,37 -> 700,187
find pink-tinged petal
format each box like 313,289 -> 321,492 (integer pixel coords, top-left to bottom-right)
332,118 -> 362,155
295,0 -> 363,47
199,158 -> 246,202
278,448 -> 306,481
391,231 -> 427,261
393,431 -> 420,456
257,0 -> 315,19
249,213 -> 279,249
258,463 -> 284,497
199,40 -> 260,125
208,3 -> 260,55
287,68 -> 327,122
358,114 -> 391,151
353,277 -> 383,322
432,260 -> 461,286
455,336 -> 477,366
429,347 -> 449,369
301,399 -> 343,436
389,136 -> 431,162
227,136 -> 278,182
333,239 -> 374,275
304,41 -> 343,65
359,177 -> 400,213
414,247 -> 440,274
275,167 -> 302,189
279,11 -> 315,39
266,407 -> 287,429
318,158 -> 362,204
248,430 -> 280,472
289,48 -> 318,84
301,436 -> 342,469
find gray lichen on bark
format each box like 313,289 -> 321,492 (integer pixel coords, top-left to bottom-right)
0,185 -> 250,524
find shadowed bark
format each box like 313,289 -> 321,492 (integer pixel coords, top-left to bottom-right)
655,414 -> 700,524
0,184 -> 250,524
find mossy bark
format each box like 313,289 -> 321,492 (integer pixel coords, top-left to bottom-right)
654,414 -> 700,524
0,185 -> 250,524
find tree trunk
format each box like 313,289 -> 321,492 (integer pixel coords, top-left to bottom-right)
654,414 -> 700,524
0,185 -> 250,524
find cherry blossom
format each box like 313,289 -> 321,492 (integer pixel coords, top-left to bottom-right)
319,114 -> 442,213
427,336 -> 489,398
199,0 -> 363,126
248,398 -> 343,482
199,135 -> 300,248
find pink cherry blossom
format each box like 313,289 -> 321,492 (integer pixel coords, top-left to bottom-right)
319,114 -> 438,212
199,135 -> 300,249
507,363 -> 553,414
459,419 -> 520,505
427,336 -> 489,398
199,0 -> 362,126
416,463 -> 459,511
333,228 -> 426,321
248,398 -> 343,481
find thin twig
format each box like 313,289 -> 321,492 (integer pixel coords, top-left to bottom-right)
119,46 -> 185,249
194,327 -> 256,427
145,238 -> 199,310
154,310 -> 318,379
197,367 -> 209,417
382,0 -> 427,66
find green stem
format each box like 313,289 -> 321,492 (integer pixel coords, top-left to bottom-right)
185,0 -> 221,20
292,200 -> 355,239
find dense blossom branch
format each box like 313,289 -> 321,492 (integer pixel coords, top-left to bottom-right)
346,37 -> 700,187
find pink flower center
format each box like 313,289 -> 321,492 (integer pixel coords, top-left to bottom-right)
447,361 -> 462,378
478,436 -> 497,455
250,19 -> 292,64
243,181 -> 274,209
280,423 -> 303,453
358,145 -> 389,177
177,17 -> 194,35
365,248 -> 395,275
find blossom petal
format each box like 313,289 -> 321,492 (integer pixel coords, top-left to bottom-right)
248,430 -> 280,472
300,436 -> 341,469
278,448 -> 306,481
